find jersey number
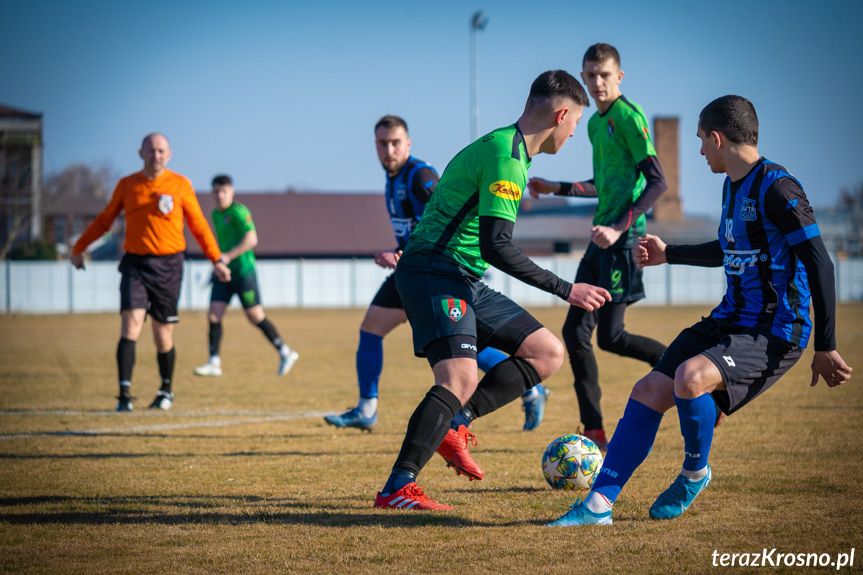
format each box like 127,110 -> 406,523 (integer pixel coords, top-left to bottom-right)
725,218 -> 734,244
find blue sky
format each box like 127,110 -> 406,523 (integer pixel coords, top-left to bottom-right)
2,0 -> 862,217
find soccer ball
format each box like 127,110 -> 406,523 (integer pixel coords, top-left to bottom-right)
542,434 -> 603,491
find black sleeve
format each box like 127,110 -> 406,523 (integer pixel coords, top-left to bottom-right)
410,166 -> 438,205
479,216 -> 572,300
791,236 -> 836,351
555,180 -> 598,198
665,240 -> 724,267
611,156 -> 668,231
763,178 -> 836,351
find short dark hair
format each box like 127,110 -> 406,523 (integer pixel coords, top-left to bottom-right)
526,70 -> 589,111
699,95 -> 759,146
583,43 -> 620,67
211,174 -> 233,187
374,115 -> 408,134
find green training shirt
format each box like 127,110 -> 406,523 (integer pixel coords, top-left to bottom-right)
211,202 -> 256,277
588,95 -> 656,243
405,124 -> 530,277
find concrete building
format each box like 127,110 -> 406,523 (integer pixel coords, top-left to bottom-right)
0,104 -> 43,253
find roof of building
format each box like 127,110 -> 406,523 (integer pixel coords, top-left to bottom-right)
0,104 -> 42,120
184,191 -> 395,258
180,191 -> 718,259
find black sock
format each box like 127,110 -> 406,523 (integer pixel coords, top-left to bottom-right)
463,357 -> 541,418
570,349 -> 603,430
117,338 -> 135,389
391,385 -> 463,478
208,322 -> 222,357
256,318 -> 284,350
157,348 -> 175,393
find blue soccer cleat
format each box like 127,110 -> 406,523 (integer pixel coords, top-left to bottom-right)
546,498 -> 613,527
522,384 -> 551,431
324,408 -> 377,432
649,465 -> 712,520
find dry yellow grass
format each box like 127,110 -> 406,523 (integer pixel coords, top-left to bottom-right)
1,304 -> 861,574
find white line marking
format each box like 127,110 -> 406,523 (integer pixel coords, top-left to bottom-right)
0,410 -> 333,440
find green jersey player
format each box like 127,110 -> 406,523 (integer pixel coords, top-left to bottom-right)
374,70 -> 611,510
193,175 -> 298,377
529,44 -> 671,449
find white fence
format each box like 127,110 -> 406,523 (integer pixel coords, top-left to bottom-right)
2,255 -> 862,314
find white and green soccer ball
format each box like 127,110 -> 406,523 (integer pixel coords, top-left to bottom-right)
542,434 -> 603,491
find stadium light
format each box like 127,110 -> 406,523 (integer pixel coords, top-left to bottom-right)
469,10 -> 488,142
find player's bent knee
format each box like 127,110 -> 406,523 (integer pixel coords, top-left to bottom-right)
596,330 -> 625,354
630,372 -> 675,412
673,359 -> 721,398
520,333 -> 564,380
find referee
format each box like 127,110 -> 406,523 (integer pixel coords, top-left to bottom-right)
71,133 -> 230,412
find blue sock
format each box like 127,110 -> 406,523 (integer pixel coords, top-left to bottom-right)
476,347 -> 506,373
592,399 -> 663,504
674,393 -> 715,472
356,330 -> 383,399
450,407 -> 473,431
382,468 -> 416,495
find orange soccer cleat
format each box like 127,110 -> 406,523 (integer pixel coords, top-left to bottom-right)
436,424 -> 484,480
374,482 -> 453,510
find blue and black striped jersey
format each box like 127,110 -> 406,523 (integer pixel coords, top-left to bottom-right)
711,158 -> 820,347
385,156 -> 438,250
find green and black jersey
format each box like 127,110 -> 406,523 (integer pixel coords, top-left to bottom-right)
405,124 -> 530,277
588,95 -> 656,242
403,123 -> 571,300
211,202 -> 256,277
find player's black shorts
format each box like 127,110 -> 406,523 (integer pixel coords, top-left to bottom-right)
654,317 -> 804,415
211,269 -> 261,309
575,243 -> 644,303
119,252 -> 184,324
395,253 -> 543,361
369,273 -> 403,309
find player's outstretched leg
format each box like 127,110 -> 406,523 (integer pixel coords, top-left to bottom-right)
548,398 -> 663,526
324,330 -> 381,431
649,393 -> 715,520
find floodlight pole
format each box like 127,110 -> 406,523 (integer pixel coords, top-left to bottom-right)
469,10 -> 488,142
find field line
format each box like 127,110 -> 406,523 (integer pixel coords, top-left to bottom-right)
0,410 -> 333,440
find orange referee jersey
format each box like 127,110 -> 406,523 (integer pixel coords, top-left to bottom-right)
73,169 -> 221,262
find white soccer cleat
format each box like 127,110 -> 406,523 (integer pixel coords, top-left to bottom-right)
194,363 -> 223,377
278,350 -> 299,376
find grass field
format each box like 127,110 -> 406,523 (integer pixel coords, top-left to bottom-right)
1,304 -> 861,574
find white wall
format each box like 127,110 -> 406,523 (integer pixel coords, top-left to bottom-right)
1,256 -> 860,314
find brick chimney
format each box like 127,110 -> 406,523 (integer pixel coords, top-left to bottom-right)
652,117 -> 683,221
